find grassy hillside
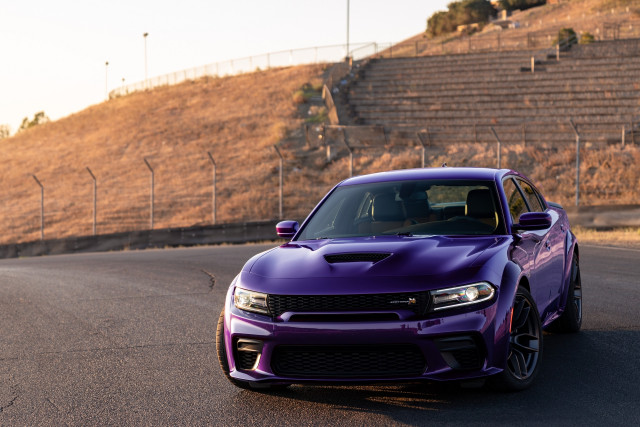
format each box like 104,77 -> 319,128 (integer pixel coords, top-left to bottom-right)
0,65 -> 331,244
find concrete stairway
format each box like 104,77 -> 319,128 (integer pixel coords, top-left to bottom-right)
342,42 -> 640,145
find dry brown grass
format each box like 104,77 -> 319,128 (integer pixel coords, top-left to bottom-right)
573,226 -> 640,248
0,65 -> 325,244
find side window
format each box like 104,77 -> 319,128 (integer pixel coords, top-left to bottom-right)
517,180 -> 544,212
503,178 -> 528,222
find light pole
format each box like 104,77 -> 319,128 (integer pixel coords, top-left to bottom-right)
105,61 -> 109,100
346,0 -> 350,60
143,32 -> 149,89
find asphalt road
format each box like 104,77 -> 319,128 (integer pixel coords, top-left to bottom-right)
0,244 -> 638,425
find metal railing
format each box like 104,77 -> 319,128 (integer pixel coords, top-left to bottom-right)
109,42 -> 377,99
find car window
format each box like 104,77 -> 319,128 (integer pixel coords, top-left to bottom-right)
503,178 -> 528,223
296,179 -> 505,239
517,179 -> 544,212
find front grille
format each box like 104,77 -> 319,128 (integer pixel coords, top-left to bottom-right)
267,292 -> 430,318
324,253 -> 391,263
271,345 -> 426,378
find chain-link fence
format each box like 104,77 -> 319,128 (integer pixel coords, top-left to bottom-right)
2,121 -> 638,246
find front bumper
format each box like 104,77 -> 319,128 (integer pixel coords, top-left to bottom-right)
223,295 -> 511,385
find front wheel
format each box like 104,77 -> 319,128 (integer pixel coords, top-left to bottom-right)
490,286 -> 543,391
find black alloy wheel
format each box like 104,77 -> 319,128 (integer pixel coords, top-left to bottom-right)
549,253 -> 582,333
507,292 -> 542,381
490,286 -> 542,391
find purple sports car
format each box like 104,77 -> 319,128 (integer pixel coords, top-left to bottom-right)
217,167 -> 582,391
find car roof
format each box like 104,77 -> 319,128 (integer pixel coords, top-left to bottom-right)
339,167 -> 511,187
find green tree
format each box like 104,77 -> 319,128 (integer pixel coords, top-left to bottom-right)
426,0 -> 497,38
18,111 -> 50,132
498,0 -> 546,11
0,124 -> 10,139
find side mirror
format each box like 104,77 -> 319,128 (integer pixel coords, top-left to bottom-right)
513,212 -> 551,231
276,221 -> 299,239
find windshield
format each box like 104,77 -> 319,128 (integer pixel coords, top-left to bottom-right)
296,179 -> 505,240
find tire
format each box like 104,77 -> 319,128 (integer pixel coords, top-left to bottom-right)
216,309 -> 290,392
216,309 -> 251,390
548,253 -> 582,333
489,286 -> 543,391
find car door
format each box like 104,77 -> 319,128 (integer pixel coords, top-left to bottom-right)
502,177 -> 539,300
517,179 -> 565,320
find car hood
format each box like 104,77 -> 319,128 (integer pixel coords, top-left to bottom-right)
240,235 -> 510,294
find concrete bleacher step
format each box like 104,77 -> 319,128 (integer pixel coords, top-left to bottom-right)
340,43 -> 640,139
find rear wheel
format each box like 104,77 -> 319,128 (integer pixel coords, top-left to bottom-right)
490,286 -> 543,391
549,253 -> 582,333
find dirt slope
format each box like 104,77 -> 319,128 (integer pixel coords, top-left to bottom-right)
0,65 -> 328,244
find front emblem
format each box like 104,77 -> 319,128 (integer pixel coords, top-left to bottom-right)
389,298 -> 417,305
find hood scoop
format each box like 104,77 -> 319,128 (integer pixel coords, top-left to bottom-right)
324,253 -> 391,264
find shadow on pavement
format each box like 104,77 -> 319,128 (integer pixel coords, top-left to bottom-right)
231,330 -> 640,425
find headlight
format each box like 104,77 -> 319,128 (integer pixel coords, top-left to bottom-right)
234,287 -> 269,315
431,282 -> 495,311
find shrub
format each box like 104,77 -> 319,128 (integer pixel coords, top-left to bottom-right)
580,32 -> 595,44
292,90 -> 305,104
18,111 -> 50,132
498,0 -> 546,11
0,124 -> 10,140
553,28 -> 578,50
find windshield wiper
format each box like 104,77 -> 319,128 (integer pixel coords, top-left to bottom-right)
396,232 -> 413,237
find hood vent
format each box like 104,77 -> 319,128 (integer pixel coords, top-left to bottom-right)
324,253 -> 391,264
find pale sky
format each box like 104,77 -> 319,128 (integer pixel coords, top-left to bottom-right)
1,0 -> 450,132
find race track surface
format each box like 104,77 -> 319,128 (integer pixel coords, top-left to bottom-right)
0,244 -> 638,425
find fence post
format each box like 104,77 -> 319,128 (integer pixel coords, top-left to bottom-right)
622,124 -> 626,147
86,167 -> 97,235
631,117 -> 635,145
474,123 -> 478,144
207,152 -> 217,225
556,43 -> 560,61
267,53 -> 271,69
569,119 -> 581,206
531,56 -> 535,73
522,123 -> 527,146
342,128 -> 354,177
490,127 -> 502,169
416,132 -> 428,168
320,125 -> 331,163
273,145 -> 284,220
497,32 -> 501,51
32,174 -> 44,240
143,158 -> 154,229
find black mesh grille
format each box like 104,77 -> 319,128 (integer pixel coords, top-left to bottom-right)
324,253 -> 391,263
434,336 -> 484,370
237,352 -> 259,370
271,345 -> 426,378
451,348 -> 481,370
267,292 -> 430,318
